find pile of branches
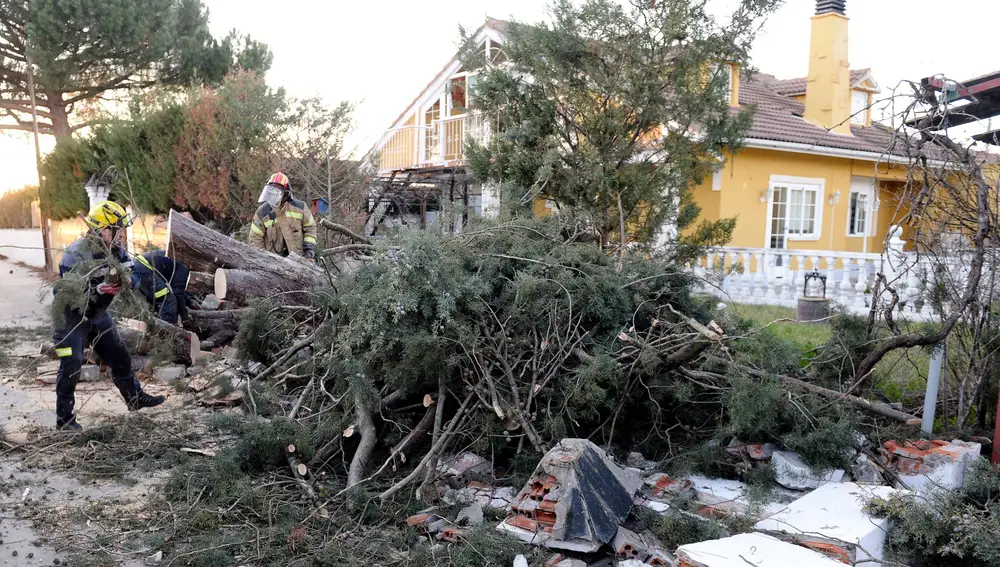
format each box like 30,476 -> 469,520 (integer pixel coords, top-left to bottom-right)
230,215 -> 922,507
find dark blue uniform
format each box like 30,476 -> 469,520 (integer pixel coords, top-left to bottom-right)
52,237 -> 146,429
132,250 -> 190,324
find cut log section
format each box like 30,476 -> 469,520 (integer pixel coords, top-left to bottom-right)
167,209 -> 328,304
215,267 -> 319,304
186,271 -> 215,294
120,318 -> 199,367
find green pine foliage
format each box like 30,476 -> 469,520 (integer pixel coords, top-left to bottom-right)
869,459 -> 1000,566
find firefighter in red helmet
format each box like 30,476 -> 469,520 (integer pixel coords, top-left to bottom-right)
248,172 -> 317,261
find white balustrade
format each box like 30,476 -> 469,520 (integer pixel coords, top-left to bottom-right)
686,227 -> 967,321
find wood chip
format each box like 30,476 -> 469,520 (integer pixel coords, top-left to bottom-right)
180,447 -> 217,457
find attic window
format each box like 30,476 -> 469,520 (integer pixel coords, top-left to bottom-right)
851,91 -> 868,125
713,63 -> 733,103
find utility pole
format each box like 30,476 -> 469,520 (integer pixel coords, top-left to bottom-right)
25,53 -> 53,272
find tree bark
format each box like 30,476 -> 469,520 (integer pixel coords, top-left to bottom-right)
167,210 -> 328,303
120,318 -> 199,367
186,308 -> 246,335
185,271 -> 215,294
215,268 -> 317,304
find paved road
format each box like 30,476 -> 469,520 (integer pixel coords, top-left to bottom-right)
0,257 -> 52,328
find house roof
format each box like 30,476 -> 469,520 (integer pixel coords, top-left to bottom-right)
377,18 -> 945,165
772,69 -> 876,96
739,71 -> 928,160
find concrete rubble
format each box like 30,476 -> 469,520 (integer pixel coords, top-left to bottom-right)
851,454 -> 884,485
437,451 -> 494,485
498,438 -> 641,552
611,526 -> 673,566
879,439 -> 982,493
675,533 -> 847,567
754,482 -> 901,566
685,474 -> 791,518
427,436 -> 990,567
153,364 -> 187,383
772,451 -> 845,490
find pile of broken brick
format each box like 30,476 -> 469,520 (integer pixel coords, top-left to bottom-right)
409,436 -> 984,567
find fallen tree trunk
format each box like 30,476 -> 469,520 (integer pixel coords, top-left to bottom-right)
120,318 -> 199,367
166,210 -> 328,299
186,308 -> 247,338
185,271 -> 215,294
214,268 -> 317,304
186,308 -> 246,349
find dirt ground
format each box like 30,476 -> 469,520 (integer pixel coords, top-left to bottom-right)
0,258 -> 53,329
0,263 -> 237,566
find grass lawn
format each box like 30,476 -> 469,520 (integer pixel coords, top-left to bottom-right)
729,303 -> 928,402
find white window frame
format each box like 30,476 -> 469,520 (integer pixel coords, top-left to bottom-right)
765,175 -> 825,243
846,176 -> 876,238
851,90 -> 869,125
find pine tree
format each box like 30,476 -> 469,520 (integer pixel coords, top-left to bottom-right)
464,0 -> 779,250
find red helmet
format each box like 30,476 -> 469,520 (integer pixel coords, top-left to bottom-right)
266,172 -> 290,190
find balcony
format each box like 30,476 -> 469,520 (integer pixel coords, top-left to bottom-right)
377,114 -> 489,173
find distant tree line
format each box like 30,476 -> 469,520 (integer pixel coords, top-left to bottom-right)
0,185 -> 37,229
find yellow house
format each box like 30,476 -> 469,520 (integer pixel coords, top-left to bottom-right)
688,0 -> 912,260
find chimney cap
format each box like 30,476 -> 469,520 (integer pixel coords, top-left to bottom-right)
816,0 -> 846,15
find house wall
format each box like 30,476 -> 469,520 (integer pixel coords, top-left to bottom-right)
690,147 -> 915,254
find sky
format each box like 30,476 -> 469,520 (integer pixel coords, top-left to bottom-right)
2,0 -> 999,195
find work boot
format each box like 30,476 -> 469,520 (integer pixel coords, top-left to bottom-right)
56,418 -> 82,431
127,390 -> 166,411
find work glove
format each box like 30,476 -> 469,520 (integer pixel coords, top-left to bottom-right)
96,282 -> 121,295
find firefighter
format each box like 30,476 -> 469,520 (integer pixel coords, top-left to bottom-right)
248,172 -> 318,261
132,250 -> 192,326
51,201 -> 166,431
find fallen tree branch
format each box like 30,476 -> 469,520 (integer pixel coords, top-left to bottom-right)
320,218 -> 372,245
379,392 -> 475,502
777,374 -> 922,425
256,332 -> 319,382
321,244 -> 376,257
347,387 -> 377,489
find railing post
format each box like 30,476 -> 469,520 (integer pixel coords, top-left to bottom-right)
740,252 -> 752,299
755,252 -> 768,303
825,256 -> 837,303
855,258 -> 869,309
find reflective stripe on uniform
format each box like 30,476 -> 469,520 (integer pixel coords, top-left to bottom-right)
250,224 -> 265,236
303,235 -> 317,244
154,287 -> 170,298
136,255 -> 153,270
263,218 -> 276,228
285,211 -> 303,220
303,218 -> 315,227
56,347 -> 73,358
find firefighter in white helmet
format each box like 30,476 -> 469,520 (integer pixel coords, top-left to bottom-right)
248,172 -> 318,261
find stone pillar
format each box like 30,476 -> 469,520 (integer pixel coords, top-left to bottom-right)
84,180 -> 110,211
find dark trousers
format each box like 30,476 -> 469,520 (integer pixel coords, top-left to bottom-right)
52,308 -> 141,425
